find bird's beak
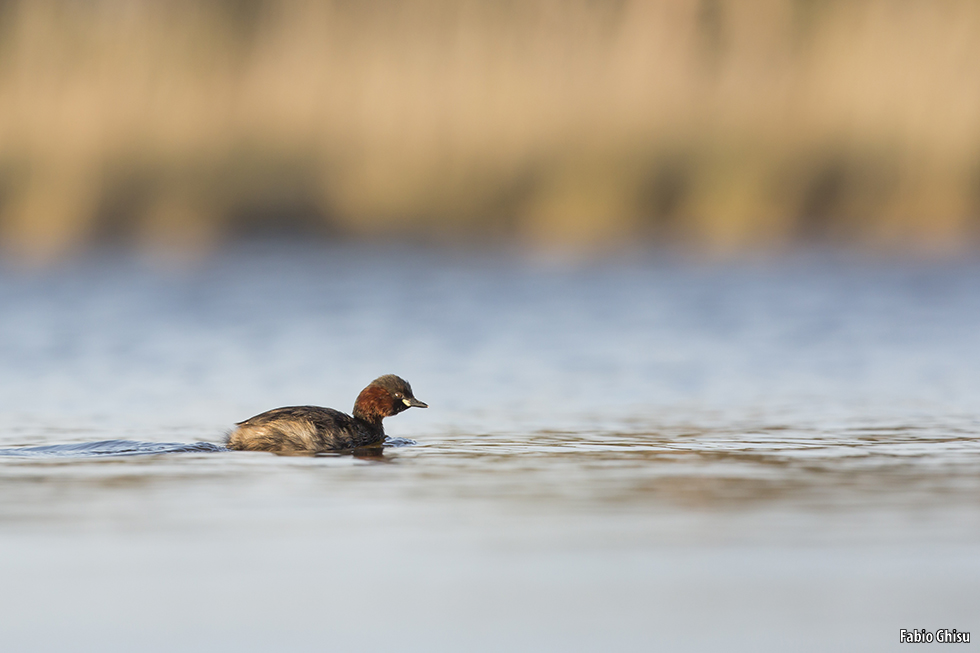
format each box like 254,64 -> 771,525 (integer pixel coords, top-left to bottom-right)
403,397 -> 428,408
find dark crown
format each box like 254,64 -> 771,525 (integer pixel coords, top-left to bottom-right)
370,374 -> 415,398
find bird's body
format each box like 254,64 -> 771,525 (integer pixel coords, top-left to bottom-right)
229,405 -> 384,453
227,375 -> 426,455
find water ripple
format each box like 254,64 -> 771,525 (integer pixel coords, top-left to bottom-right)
0,440 -> 227,457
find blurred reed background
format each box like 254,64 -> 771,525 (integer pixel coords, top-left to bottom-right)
1,0 -> 979,261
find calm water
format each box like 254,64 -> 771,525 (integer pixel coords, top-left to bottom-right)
1,245 -> 978,651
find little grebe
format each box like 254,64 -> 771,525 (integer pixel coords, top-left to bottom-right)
227,374 -> 426,454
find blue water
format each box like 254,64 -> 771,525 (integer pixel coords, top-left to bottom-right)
0,245 -> 978,652
0,440 -> 228,456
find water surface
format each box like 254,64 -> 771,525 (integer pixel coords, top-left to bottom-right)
1,246 -> 978,651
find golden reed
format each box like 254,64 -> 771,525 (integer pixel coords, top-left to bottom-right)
1,0 -> 978,260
